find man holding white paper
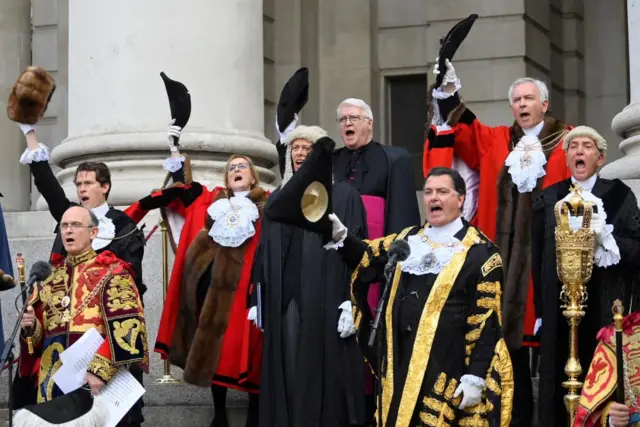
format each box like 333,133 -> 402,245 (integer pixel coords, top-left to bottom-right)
17,205 -> 149,426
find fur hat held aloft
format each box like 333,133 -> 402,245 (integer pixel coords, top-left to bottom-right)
7,66 -> 56,125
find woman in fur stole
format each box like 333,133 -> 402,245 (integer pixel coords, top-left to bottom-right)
130,151 -> 267,427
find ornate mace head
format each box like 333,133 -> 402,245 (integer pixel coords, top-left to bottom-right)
554,186 -> 597,306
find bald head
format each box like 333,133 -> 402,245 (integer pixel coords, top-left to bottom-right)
60,206 -> 99,255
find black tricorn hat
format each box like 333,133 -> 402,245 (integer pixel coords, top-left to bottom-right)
276,67 -> 309,133
265,136 -> 334,238
160,71 -> 192,131
13,387 -> 109,426
435,14 -> 478,87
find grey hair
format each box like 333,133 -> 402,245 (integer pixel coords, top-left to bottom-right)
336,98 -> 374,120
508,78 -> 549,104
562,125 -> 608,156
88,210 -> 99,228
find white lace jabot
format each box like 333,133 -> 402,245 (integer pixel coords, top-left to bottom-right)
401,217 -> 465,276
90,203 -> 116,251
504,135 -> 547,193
207,196 -> 259,248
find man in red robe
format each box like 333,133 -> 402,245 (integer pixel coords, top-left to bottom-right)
422,59 -> 572,426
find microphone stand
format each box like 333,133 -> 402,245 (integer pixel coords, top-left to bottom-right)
0,281 -> 36,427
367,259 -> 397,427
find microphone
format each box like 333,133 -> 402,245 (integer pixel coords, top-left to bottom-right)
384,240 -> 411,275
23,261 -> 52,354
369,239 -> 411,348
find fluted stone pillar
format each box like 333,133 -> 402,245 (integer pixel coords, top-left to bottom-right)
51,0 -> 277,206
600,0 -> 640,198
0,0 -> 31,211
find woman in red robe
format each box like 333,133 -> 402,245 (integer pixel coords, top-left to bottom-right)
127,150 -> 266,427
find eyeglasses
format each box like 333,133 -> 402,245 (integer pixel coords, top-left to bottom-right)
228,163 -> 249,172
60,222 -> 95,231
337,115 -> 368,125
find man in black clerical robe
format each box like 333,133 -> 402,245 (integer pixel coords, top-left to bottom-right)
532,126 -> 640,426
253,125 -> 368,427
322,167 -> 514,427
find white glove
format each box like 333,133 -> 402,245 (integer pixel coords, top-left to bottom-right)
534,318 -> 542,335
328,213 -> 348,243
432,58 -> 458,86
247,306 -> 257,325
337,301 -> 356,339
167,119 -> 182,151
454,375 -> 484,409
18,123 -> 36,135
275,113 -> 298,144
590,213 -> 605,243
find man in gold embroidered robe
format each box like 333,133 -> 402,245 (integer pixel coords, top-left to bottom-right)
325,167 -> 514,426
18,206 -> 149,423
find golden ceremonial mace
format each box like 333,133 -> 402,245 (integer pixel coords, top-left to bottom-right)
554,188 -> 596,426
156,218 -> 180,384
16,254 -> 33,355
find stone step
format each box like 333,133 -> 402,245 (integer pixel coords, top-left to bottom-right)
0,405 -> 250,427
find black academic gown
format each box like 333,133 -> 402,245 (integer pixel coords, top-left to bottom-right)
532,177 -> 640,426
13,160 -> 145,424
339,221 -> 513,427
333,141 -> 420,235
254,181 -> 368,427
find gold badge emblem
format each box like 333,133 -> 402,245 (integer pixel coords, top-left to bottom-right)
481,253 -> 502,277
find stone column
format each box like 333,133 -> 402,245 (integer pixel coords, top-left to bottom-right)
600,0 -> 640,197
0,1 -> 31,211
52,0 -> 278,206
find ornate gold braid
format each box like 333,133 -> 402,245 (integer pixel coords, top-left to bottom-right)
48,264 -> 118,323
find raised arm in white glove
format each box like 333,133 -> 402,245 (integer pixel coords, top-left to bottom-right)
337,301 -> 356,338
167,119 -> 182,152
454,375 -> 484,409
275,113 -> 298,144
590,213 -> 605,244
432,58 -> 459,93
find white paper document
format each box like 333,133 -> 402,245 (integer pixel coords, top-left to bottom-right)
94,368 -> 146,427
53,327 -> 105,393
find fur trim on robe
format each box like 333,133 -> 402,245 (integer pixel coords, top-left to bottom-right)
168,186 -> 268,386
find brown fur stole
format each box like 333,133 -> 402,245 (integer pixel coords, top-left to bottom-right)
497,115 -> 568,350
167,186 -> 268,386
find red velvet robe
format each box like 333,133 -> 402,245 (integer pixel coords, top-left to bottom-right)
423,112 -> 571,347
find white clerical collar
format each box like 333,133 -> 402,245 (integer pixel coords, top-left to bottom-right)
91,202 -> 109,218
233,190 -> 249,198
426,216 -> 464,239
523,120 -> 544,137
571,174 -> 598,192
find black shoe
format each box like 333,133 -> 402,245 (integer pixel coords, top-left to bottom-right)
209,415 -> 229,427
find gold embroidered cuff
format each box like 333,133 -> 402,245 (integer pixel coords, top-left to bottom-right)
87,354 -> 118,382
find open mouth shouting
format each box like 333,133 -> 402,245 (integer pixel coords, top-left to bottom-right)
80,195 -> 90,205
233,175 -> 243,183
429,204 -> 443,214
574,158 -> 586,172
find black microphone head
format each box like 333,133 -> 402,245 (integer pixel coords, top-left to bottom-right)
30,261 -> 52,281
389,239 -> 411,262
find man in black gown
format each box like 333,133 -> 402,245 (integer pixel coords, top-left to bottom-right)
532,125 -> 640,426
321,167 -> 514,426
253,125 -> 368,427
13,122 -> 146,426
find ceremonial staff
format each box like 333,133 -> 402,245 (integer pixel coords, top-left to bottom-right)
156,219 -> 180,384
612,299 -> 625,404
554,187 -> 597,425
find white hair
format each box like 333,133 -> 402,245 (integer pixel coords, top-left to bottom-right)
562,125 -> 607,156
508,78 -> 549,104
336,98 -> 374,120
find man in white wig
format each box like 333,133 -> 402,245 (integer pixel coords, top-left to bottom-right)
532,125 -> 640,425
253,125 -> 368,427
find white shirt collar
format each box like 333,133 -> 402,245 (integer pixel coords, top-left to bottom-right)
426,216 -> 464,239
233,190 -> 249,198
571,174 -> 598,192
523,120 -> 544,137
91,202 -> 109,218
